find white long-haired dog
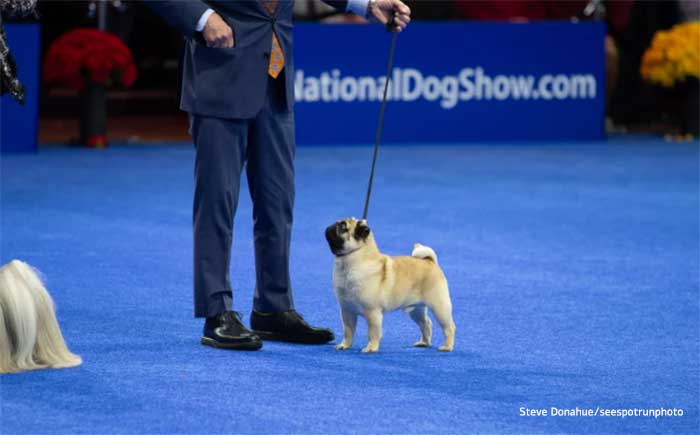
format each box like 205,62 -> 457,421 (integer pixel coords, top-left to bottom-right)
0,260 -> 81,373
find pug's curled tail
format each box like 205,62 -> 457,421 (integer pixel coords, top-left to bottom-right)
412,243 -> 438,265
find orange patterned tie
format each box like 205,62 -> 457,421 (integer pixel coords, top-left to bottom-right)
261,0 -> 285,79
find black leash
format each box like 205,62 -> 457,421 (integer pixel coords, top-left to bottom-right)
362,17 -> 398,221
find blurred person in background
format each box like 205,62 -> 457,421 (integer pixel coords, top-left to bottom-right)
146,0 -> 411,352
1,0 -> 37,103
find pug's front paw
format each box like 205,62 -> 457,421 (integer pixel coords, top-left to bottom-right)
335,342 -> 351,350
361,345 -> 379,353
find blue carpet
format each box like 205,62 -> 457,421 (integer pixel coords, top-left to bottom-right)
1,139 -> 698,435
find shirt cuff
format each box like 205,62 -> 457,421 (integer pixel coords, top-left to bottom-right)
196,9 -> 215,32
347,0 -> 370,17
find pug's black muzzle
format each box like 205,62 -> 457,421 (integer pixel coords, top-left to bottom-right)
325,224 -> 345,255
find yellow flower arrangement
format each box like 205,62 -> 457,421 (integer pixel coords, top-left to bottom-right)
641,21 -> 700,88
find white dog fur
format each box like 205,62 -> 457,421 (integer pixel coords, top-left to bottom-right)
0,260 -> 81,373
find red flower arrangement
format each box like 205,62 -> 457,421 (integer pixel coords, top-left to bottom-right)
43,28 -> 138,91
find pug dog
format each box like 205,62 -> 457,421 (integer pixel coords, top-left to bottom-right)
325,218 -> 455,353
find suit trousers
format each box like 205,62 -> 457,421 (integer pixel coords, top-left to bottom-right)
190,76 -> 295,318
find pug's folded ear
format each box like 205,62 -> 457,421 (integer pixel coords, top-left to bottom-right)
354,220 -> 371,241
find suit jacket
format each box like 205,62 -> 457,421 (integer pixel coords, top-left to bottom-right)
147,0 -> 348,119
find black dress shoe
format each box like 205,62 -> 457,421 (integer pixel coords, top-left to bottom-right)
251,310 -> 335,344
201,311 -> 262,351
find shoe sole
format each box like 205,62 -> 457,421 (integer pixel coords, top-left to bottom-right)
200,337 -> 263,351
253,330 -> 334,345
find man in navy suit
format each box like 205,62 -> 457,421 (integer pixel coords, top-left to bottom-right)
147,0 -> 411,350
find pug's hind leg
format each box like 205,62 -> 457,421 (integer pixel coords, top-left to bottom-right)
407,305 -> 432,347
362,309 -> 383,353
427,285 -> 456,352
336,309 -> 357,350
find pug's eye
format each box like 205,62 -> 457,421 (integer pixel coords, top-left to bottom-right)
339,222 -> 348,232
